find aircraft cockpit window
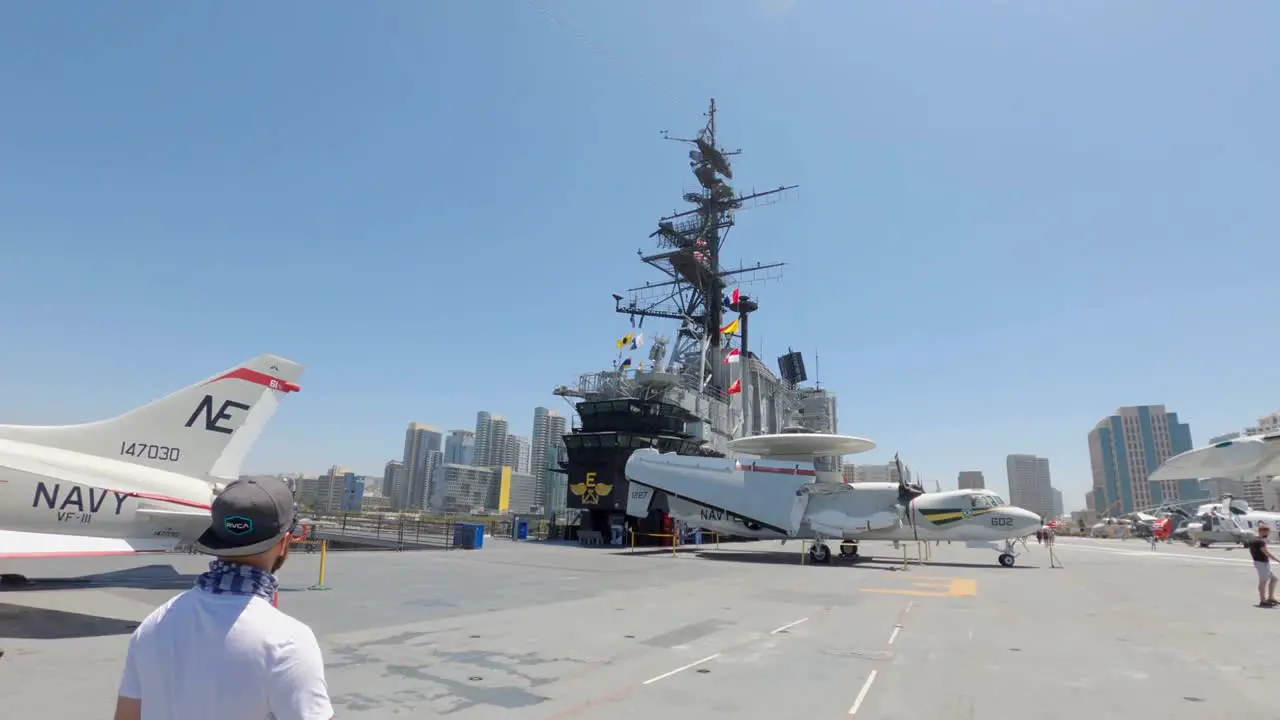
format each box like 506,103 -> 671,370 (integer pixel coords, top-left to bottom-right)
970,495 -> 994,509
989,495 -> 1007,507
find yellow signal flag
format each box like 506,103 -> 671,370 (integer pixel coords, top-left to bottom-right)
720,318 -> 740,336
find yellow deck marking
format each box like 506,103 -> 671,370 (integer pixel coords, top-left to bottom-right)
861,577 -> 977,598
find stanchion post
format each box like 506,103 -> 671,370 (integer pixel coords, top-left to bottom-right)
902,544 -> 908,570
308,540 -> 331,591
1048,540 -> 1063,569
630,529 -> 635,553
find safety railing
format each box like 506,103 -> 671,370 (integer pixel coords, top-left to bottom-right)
308,515 -> 452,549
629,529 -> 721,557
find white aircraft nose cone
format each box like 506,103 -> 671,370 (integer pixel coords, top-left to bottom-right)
1013,509 -> 1042,533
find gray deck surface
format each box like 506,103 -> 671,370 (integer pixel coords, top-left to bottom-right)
0,536 -> 1273,719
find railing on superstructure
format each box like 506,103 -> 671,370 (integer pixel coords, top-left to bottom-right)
553,358 -> 815,453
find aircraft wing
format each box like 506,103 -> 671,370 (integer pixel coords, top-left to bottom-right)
0,529 -> 181,559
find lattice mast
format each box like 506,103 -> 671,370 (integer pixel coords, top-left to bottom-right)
615,99 -> 796,393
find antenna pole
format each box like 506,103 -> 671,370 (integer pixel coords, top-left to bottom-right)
620,98 -> 796,397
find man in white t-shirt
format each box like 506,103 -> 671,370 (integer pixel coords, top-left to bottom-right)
113,478 -> 334,720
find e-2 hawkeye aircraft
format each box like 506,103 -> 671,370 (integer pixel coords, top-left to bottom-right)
0,354 -> 304,569
624,428 -> 1043,567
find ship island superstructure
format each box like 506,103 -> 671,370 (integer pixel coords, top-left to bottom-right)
549,99 -> 840,543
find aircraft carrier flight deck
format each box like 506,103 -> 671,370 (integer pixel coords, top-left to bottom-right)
0,537 -> 1269,719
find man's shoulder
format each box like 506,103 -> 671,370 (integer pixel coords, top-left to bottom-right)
134,588 -> 196,629
247,603 -> 322,646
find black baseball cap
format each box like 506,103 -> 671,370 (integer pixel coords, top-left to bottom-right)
194,478 -> 298,557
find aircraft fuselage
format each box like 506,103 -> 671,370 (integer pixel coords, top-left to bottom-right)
666,493 -> 1039,544
0,439 -> 213,550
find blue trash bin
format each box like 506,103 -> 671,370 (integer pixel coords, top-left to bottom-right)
453,522 -> 486,550
514,519 -> 529,541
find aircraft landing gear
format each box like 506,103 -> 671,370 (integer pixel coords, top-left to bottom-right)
808,543 -> 832,564
997,539 -> 1018,567
839,541 -> 859,557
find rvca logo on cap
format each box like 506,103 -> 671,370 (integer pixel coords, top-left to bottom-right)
224,516 -> 254,536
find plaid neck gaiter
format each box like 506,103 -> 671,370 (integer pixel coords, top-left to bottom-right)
195,560 -> 279,602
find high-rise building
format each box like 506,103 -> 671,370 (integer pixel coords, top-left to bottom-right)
444,430 -> 476,466
1249,412 -> 1280,436
340,472 -> 366,513
1088,405 -> 1194,515
793,387 -> 841,472
382,460 -> 403,498
851,462 -> 911,484
505,434 -> 532,475
1006,454 -> 1053,518
414,450 -> 444,510
1051,488 -> 1064,518
298,465 -> 367,513
957,471 -> 985,490
531,407 -> 567,508
399,423 -> 443,510
431,464 -> 497,514
473,412 -> 510,468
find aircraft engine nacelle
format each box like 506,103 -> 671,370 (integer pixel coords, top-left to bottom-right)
805,509 -> 901,537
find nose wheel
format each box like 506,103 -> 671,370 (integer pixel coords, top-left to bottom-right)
996,539 -> 1019,567
808,542 -> 832,564
839,541 -> 859,557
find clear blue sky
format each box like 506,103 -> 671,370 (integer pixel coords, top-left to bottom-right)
2,1 -> 1277,510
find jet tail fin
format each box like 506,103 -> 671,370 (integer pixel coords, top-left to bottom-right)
0,354 -> 303,481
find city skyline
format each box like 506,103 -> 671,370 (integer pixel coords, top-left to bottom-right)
265,396 -> 1280,520
287,403 -> 1280,521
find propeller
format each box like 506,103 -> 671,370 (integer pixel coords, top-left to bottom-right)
894,452 -> 922,544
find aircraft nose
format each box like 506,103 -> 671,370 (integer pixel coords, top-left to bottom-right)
1015,509 -> 1042,533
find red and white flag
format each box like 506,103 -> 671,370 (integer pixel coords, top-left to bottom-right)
726,379 -> 742,395
724,348 -> 741,364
